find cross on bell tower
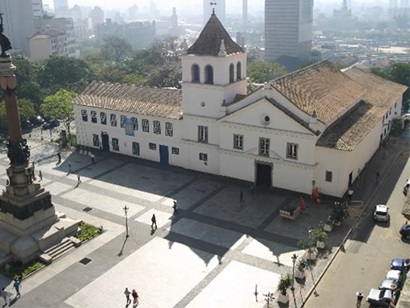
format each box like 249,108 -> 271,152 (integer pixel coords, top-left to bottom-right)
210,1 -> 217,14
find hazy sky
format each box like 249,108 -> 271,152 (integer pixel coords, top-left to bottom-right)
43,0 -> 389,12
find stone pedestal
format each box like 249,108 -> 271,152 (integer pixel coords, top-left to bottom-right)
0,56 -> 78,264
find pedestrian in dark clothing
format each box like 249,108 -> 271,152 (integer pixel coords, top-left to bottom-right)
132,289 -> 139,307
376,171 -> 380,183
68,161 -> 72,174
240,190 -> 244,203
57,153 -> 61,164
91,154 -> 95,164
76,173 -> 81,187
151,214 -> 157,230
124,288 -> 131,305
348,187 -> 354,202
38,170 -> 42,181
173,200 -> 178,214
13,278 -> 21,298
356,291 -> 363,307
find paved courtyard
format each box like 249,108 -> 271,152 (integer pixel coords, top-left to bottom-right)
0,138 -> 355,308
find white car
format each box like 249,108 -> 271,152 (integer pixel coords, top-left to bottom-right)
374,204 -> 390,222
386,270 -> 401,280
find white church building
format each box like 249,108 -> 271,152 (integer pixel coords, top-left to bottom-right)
73,13 -> 408,198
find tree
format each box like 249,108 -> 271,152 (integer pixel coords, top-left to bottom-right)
41,89 -> 76,133
247,61 -> 287,83
18,81 -> 44,113
0,98 -> 35,132
101,36 -> 133,63
38,57 -> 96,94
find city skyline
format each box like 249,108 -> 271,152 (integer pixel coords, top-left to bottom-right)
42,0 -> 390,12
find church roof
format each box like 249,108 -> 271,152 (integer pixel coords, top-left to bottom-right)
187,13 -> 243,56
73,81 -> 182,120
271,61 -> 364,124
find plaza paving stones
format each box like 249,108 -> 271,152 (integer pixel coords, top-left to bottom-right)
0,139 -> 352,308
186,261 -> 278,308
65,237 -> 220,308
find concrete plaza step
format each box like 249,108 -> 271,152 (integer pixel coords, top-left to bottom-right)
40,237 -> 76,264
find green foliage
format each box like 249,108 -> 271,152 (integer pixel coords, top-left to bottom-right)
330,202 -> 349,223
278,274 -> 292,295
247,61 -> 286,83
1,260 -> 45,279
38,56 -> 96,94
41,89 -> 76,130
310,227 -> 328,242
101,36 -> 133,63
76,221 -> 103,242
17,98 -> 36,121
18,81 -> 44,112
297,239 -> 314,252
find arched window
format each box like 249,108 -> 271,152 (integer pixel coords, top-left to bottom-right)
229,64 -> 234,83
191,64 -> 200,83
236,62 -> 242,80
205,65 -> 214,85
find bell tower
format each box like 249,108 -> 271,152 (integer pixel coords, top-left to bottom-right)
181,10 -> 247,119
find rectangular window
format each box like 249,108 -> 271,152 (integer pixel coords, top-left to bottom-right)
287,143 -> 298,160
259,138 -> 270,156
132,142 -> 140,156
92,134 -> 100,147
142,119 -> 149,132
149,142 -> 156,150
199,153 -> 208,161
165,122 -> 173,137
153,120 -> 161,134
91,111 -> 97,123
100,112 -> 107,125
112,138 -> 119,151
110,114 -> 117,127
233,134 -> 244,150
326,171 -> 333,182
81,109 -> 88,122
198,126 -> 208,143
132,117 -> 138,131
172,147 -> 179,155
120,115 -> 126,128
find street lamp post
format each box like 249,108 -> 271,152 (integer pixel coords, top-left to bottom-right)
123,205 -> 129,238
291,254 -> 297,292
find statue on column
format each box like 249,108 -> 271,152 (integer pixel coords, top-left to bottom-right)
0,13 -> 12,57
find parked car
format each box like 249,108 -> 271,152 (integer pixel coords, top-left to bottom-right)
399,223 -> 410,239
366,288 -> 393,307
386,270 -> 401,280
374,204 -> 390,222
379,278 -> 398,291
42,119 -> 60,130
31,115 -> 45,126
390,258 -> 410,270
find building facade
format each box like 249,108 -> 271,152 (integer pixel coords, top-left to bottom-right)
0,0 -> 42,56
265,0 -> 313,67
73,13 -> 407,198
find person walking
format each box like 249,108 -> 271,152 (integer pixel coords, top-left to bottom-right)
356,291 -> 363,307
91,154 -> 95,164
68,161 -> 72,174
57,153 -> 61,164
13,278 -> 21,298
76,173 -> 81,187
38,170 -> 42,181
151,214 -> 157,230
132,289 -> 139,307
124,288 -> 131,306
348,187 -> 354,203
173,200 -> 178,214
1,287 -> 11,306
299,197 -> 305,210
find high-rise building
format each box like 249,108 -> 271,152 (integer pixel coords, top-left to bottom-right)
265,0 -> 313,68
243,0 -> 248,32
0,0 -> 42,56
54,0 -> 69,17
90,6 -> 104,33
203,0 -> 225,25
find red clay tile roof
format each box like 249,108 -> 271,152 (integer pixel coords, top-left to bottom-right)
187,13 -> 243,56
73,81 -> 182,120
344,66 -> 408,109
271,61 -> 364,124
